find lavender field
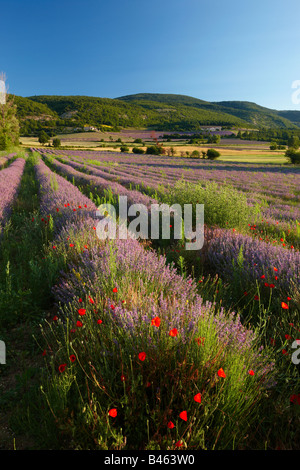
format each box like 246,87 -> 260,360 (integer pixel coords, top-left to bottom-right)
0,149 -> 299,450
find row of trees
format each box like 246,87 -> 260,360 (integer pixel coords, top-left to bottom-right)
120,144 -> 220,159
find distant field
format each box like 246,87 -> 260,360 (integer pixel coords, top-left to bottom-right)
20,131 -> 288,164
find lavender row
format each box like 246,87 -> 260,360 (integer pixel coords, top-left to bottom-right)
39,152 -> 158,209
205,227 -> 300,295
0,157 -> 26,235
0,152 -> 17,169
34,157 -> 99,236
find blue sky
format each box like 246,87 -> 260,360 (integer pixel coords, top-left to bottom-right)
1,0 -> 300,110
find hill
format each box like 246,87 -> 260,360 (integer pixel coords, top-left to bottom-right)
11,92 -> 300,136
118,93 -> 300,130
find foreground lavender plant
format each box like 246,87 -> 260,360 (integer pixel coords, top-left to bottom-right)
0,157 -> 26,236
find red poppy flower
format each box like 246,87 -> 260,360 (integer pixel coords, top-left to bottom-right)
290,394 -> 300,405
175,441 -> 183,447
42,349 -> 46,356
281,302 -> 289,310
121,374 -> 126,382
167,421 -> 175,429
217,368 -> 226,378
78,308 -> 86,316
179,411 -> 187,421
138,352 -> 146,361
79,298 -> 82,303
269,284 -> 275,288
113,287 -> 118,293
151,316 -> 161,327
52,245 -> 57,249
110,304 -> 115,310
169,328 -> 178,337
254,295 -> 259,300
274,267 -> 278,272
108,408 -> 117,418
248,370 -> 255,376
285,334 -> 292,340
260,275 -> 265,279
282,349 -> 288,355
69,243 -> 74,247
76,320 -> 83,327
195,337 -> 205,346
287,296 -> 291,301
53,315 -> 58,321
194,393 -> 202,403
69,354 -> 76,362
58,364 -> 66,373
97,319 -> 103,324
275,276 -> 278,280
89,297 -> 95,304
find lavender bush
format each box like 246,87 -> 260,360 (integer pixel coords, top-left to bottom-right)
0,156 -> 26,237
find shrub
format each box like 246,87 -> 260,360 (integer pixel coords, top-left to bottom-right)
132,147 -> 144,154
190,150 -> 200,158
206,149 -> 220,160
146,145 -> 162,155
120,145 -> 130,152
162,180 -> 258,230
52,138 -> 61,148
285,148 -> 300,164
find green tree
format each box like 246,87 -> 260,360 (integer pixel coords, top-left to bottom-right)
38,131 -> 50,145
0,76 -> 20,150
287,135 -> 300,149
